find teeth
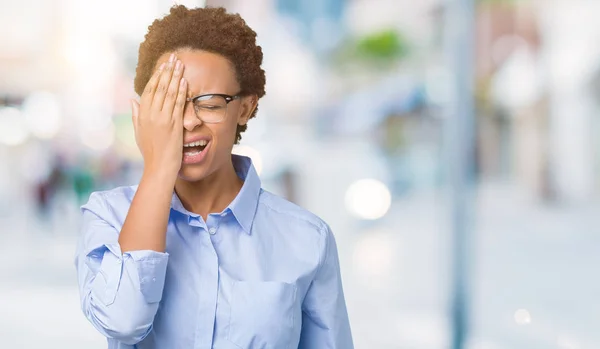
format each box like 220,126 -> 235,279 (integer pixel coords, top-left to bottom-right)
184,140 -> 208,147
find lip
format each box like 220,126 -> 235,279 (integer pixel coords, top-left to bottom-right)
183,135 -> 212,145
182,140 -> 211,165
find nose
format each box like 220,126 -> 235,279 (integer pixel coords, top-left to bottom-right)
182,100 -> 203,131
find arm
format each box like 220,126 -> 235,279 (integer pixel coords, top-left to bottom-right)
75,191 -> 169,344
119,52 -> 187,253
298,225 -> 354,349
118,170 -> 176,252
75,52 -> 187,344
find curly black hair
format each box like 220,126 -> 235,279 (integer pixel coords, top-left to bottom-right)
134,5 -> 266,144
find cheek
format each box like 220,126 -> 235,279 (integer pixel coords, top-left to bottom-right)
211,120 -> 239,149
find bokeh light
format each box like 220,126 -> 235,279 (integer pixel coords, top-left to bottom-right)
80,122 -> 116,152
345,178 -> 392,220
514,309 -> 532,325
0,107 -> 29,146
22,92 -> 62,140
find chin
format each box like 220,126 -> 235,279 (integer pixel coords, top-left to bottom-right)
177,164 -> 212,183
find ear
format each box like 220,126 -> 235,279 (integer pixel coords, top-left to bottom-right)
237,95 -> 258,126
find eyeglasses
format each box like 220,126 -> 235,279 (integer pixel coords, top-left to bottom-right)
185,93 -> 241,124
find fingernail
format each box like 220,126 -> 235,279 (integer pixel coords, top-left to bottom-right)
169,53 -> 175,63
159,62 -> 165,71
175,60 -> 181,71
180,77 -> 186,87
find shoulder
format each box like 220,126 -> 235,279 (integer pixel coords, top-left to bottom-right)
81,185 -> 138,225
83,185 -> 137,208
254,190 -> 339,272
256,189 -> 331,239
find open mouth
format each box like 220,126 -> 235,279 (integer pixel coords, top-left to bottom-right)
183,139 -> 209,156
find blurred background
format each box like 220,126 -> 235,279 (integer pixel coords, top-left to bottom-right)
1,0 -> 600,348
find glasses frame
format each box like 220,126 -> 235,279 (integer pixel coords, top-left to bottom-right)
185,93 -> 241,124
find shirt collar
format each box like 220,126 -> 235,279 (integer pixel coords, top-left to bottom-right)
170,154 -> 261,234
227,154 -> 261,234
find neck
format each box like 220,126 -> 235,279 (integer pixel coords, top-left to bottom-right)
174,159 -> 243,220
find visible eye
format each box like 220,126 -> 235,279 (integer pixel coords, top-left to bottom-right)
195,104 -> 224,111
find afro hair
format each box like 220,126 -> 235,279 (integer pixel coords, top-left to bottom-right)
134,5 -> 266,144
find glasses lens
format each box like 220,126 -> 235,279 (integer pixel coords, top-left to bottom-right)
193,95 -> 228,123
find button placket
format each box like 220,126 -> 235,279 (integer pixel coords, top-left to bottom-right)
194,221 -> 219,347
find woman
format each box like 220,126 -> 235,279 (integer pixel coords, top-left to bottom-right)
74,5 -> 353,349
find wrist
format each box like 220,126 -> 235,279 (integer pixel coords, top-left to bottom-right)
141,167 -> 178,188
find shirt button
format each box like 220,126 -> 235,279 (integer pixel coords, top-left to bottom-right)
208,227 -> 217,235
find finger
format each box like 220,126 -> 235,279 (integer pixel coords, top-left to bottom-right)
131,99 -> 140,126
152,53 -> 176,112
131,99 -> 141,150
162,59 -> 184,116
141,62 -> 165,113
172,78 -> 187,126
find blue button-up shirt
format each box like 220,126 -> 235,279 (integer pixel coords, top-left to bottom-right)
74,155 -> 353,349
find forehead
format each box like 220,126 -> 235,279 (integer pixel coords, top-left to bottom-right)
156,49 -> 239,95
